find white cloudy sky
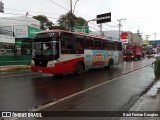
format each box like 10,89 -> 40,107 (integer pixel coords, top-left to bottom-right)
1,0 -> 160,40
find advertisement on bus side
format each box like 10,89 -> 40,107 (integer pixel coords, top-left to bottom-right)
84,50 -> 122,69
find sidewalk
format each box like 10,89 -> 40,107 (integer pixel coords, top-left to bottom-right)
130,81 -> 160,111
120,81 -> 160,120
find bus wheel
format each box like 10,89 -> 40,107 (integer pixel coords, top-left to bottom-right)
107,59 -> 114,69
74,61 -> 84,75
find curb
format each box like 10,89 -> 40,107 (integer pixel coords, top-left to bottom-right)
0,65 -> 31,71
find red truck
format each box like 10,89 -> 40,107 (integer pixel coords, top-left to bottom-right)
123,45 -> 143,60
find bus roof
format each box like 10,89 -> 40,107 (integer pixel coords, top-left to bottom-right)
35,29 -> 121,42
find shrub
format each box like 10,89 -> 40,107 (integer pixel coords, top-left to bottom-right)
154,58 -> 160,79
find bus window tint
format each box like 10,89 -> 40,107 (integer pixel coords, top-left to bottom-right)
108,42 -> 114,50
102,41 -> 109,50
114,43 -> 119,50
75,35 -> 84,54
61,32 -> 75,54
86,37 -> 94,49
94,39 -> 102,50
114,42 -> 122,51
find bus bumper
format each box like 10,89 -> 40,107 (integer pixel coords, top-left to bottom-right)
31,65 -> 61,74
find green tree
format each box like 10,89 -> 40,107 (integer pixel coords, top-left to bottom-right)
49,25 -> 66,30
57,12 -> 86,30
33,15 -> 54,30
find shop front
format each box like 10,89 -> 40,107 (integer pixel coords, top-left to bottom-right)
0,25 -> 41,66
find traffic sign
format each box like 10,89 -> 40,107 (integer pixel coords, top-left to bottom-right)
97,12 -> 111,24
73,26 -> 89,34
0,1 -> 4,13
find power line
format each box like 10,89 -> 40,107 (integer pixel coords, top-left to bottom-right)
5,7 -> 62,15
45,0 -> 106,32
0,17 -> 41,23
2,1 -> 118,33
2,12 -> 59,19
3,1 -> 101,31
47,0 -> 69,11
104,23 -> 118,28
3,12 -> 28,16
88,25 -> 99,31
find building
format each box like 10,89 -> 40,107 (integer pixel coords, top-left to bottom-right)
149,40 -> 160,54
126,32 -> 143,45
0,16 -> 41,66
91,30 -> 143,45
91,30 -> 119,40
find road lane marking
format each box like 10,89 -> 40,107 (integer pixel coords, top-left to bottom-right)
2,64 -> 152,120
29,64 -> 152,112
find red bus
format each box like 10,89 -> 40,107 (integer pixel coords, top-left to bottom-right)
31,30 -> 123,76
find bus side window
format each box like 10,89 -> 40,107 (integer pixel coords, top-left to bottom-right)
114,42 -> 122,51
75,35 -> 84,54
114,43 -> 119,51
118,43 -> 122,51
94,39 -> 102,50
108,42 -> 114,50
102,41 -> 108,50
86,37 -> 94,49
61,32 -> 75,54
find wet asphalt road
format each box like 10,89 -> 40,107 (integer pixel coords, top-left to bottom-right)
0,58 -> 155,114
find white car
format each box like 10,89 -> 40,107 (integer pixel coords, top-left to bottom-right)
153,53 -> 160,59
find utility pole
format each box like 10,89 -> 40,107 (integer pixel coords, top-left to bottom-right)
117,18 -> 126,41
154,33 -> 156,40
70,0 -> 79,32
99,23 -> 103,36
70,0 -> 72,16
137,30 -> 142,45
145,35 -> 150,40
70,0 -> 73,31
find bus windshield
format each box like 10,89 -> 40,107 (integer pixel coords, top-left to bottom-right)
32,33 -> 59,60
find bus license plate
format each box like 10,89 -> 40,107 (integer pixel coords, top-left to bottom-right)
38,70 -> 42,72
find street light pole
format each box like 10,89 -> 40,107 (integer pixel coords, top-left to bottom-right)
70,0 -> 80,32
73,0 -> 79,14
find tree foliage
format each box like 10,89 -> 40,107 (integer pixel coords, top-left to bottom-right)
57,12 -> 86,30
33,13 -> 86,31
154,58 -> 160,79
33,15 -> 54,30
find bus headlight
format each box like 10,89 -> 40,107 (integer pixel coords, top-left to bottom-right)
31,60 -> 35,66
47,61 -> 54,67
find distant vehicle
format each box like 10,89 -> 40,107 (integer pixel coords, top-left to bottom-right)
153,53 -> 160,59
146,45 -> 154,57
123,45 -> 143,60
31,30 -> 123,76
